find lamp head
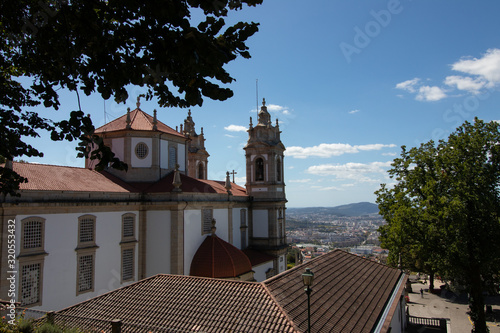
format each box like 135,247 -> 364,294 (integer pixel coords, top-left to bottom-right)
302,268 -> 314,287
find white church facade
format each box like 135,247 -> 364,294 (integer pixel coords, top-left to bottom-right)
0,99 -> 287,311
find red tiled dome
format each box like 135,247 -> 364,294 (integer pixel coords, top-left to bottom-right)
190,235 -> 252,278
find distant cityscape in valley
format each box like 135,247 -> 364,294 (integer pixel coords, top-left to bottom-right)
286,202 -> 387,265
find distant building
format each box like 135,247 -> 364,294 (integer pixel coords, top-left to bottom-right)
0,99 -> 287,311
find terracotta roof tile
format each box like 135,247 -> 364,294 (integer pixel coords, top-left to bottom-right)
134,172 -> 248,196
47,250 -> 403,333
95,108 -> 185,138
8,162 -> 248,196
54,275 -> 297,333
264,249 -> 403,333
11,162 -> 135,193
190,235 -> 252,278
243,248 -> 276,266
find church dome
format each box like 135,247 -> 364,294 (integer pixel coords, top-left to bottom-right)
190,234 -> 252,279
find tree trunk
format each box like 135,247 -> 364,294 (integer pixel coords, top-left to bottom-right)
469,271 -> 488,333
429,271 -> 435,291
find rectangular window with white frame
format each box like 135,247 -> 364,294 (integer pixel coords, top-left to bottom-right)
76,215 -> 98,295
120,213 -> 137,283
20,260 -> 43,306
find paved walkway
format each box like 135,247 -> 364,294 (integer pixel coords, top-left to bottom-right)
407,280 -> 500,333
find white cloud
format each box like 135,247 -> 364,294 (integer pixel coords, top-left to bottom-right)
306,161 -> 392,182
289,179 -> 312,183
451,48 -> 500,85
395,78 -> 420,93
286,143 -> 396,159
348,109 -> 360,114
444,75 -> 486,93
267,104 -> 285,112
224,124 -> 247,132
416,86 -> 447,101
224,134 -> 236,138
382,152 -> 397,156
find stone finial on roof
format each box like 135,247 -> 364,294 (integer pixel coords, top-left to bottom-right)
172,164 -> 182,192
126,107 -> 131,129
225,171 -> 232,194
136,94 -> 144,109
211,218 -> 217,235
153,109 -> 158,131
249,117 -> 253,130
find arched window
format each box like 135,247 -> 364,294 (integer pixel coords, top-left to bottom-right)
198,162 -> 204,179
255,157 -> 264,181
276,157 -> 282,182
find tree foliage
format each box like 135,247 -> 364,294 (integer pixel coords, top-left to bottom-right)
376,118 -> 500,333
0,0 -> 262,195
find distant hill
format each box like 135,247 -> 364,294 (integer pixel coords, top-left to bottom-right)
288,202 -> 379,217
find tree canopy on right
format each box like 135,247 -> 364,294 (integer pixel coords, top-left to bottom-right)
376,118 -> 500,333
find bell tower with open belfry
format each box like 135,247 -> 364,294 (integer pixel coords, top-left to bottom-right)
244,98 -> 287,276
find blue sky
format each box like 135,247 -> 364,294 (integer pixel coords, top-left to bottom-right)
21,0 -> 500,207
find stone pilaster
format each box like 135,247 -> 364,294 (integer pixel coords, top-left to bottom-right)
170,208 -> 184,275
138,208 -> 147,279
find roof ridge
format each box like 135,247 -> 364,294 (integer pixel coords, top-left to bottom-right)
12,161 -> 90,171
261,283 -> 301,332
133,108 -> 153,129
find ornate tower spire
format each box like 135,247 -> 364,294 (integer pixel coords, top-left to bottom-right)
257,98 -> 271,126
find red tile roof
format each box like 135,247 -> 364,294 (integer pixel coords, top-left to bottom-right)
53,275 -> 297,333
131,172 -> 247,196
95,108 -> 185,138
243,248 -> 276,267
190,235 -> 252,278
265,249 -> 403,333
47,250 -> 404,333
8,162 -> 247,196
10,162 -> 134,193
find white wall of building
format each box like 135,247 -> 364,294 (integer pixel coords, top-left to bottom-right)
159,139 -> 169,169
253,262 -> 274,282
146,211 -> 171,276
278,255 -> 286,274
183,208 -> 229,276
131,137 -> 153,168
15,211 -> 138,311
111,138 -> 124,161
178,143 -> 186,171
252,210 -> 268,237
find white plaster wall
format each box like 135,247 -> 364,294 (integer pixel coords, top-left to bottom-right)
131,137 -> 152,168
253,261 -> 273,282
146,211 -> 171,276
15,211 -> 138,311
111,138 -> 124,162
253,210 -> 268,238
278,255 -> 286,274
178,143 -> 186,171
231,208 -> 241,249
183,208 -> 229,275
159,139 -> 169,169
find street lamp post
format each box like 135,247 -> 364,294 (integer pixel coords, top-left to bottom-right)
302,268 -> 314,333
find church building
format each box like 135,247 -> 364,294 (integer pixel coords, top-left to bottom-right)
0,98 -> 287,311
